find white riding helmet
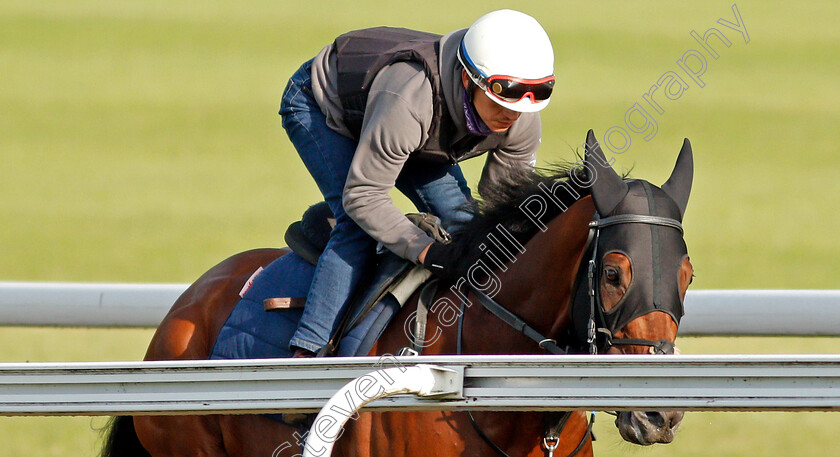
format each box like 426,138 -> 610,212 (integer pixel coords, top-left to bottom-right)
457,9 -> 555,113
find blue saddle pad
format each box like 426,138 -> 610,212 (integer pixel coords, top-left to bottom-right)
210,251 -> 403,360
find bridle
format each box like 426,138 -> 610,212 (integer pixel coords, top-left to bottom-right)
419,206 -> 685,457
582,213 -> 683,355
466,212 -> 684,357
457,212 -> 684,457
432,130 -> 693,457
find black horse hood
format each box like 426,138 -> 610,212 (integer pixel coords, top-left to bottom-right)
570,130 -> 693,350
596,180 -> 688,332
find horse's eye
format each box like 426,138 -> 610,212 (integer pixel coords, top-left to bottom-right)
604,267 -> 620,283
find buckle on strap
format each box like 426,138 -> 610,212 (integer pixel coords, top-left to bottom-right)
608,338 -> 677,355
543,436 -> 559,457
538,339 -> 558,350
397,347 -> 419,357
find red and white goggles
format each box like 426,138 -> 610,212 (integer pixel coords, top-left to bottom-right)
459,42 -> 554,112
483,74 -> 555,104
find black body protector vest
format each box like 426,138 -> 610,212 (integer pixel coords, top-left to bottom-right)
334,27 -> 464,164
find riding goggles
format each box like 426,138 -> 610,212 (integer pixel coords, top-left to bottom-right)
484,75 -> 555,103
458,40 -> 555,106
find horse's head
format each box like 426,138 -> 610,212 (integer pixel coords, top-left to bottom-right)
572,130 -> 694,445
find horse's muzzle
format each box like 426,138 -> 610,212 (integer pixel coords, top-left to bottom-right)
615,410 -> 684,445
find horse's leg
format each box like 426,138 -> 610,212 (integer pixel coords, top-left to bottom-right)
363,411 -> 470,457
135,415 -> 227,457
333,412 -> 375,457
218,415 -> 301,457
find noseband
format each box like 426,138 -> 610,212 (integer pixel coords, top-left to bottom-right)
583,214 -> 683,355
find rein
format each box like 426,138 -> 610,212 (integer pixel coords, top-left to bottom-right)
470,287 -> 568,354
455,300 -> 592,457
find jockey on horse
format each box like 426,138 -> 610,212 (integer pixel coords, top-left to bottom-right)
279,10 -> 557,357
103,10 -> 696,457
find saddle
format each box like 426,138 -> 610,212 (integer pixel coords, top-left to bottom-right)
277,202 -> 446,355
283,201 -> 335,267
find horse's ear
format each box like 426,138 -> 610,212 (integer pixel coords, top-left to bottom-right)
661,138 -> 694,219
585,129 -> 628,215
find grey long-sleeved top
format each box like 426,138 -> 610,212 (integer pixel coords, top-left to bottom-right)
309,29 -> 542,262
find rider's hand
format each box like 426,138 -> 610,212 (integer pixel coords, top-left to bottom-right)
421,242 -> 462,281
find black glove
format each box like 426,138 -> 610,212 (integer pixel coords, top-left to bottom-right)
422,242 -> 462,282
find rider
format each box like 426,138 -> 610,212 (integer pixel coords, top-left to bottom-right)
279,10 -> 555,357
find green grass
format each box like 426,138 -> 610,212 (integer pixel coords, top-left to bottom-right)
594,336 -> 840,457
3,333 -> 840,457
2,0 -> 839,455
0,328 -> 154,457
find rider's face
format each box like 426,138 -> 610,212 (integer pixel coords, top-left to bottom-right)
461,70 -> 521,133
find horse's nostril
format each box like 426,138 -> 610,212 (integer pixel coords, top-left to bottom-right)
644,411 -> 666,428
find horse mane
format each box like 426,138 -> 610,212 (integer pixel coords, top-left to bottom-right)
447,161 -> 590,269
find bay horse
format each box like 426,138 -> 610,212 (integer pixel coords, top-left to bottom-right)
101,130 -> 694,457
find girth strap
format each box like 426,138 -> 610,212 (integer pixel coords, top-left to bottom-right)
406,278 -> 439,355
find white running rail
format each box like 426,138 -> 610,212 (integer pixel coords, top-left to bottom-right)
0,282 -> 839,335
0,355 -> 839,416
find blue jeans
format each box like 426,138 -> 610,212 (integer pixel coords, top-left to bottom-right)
279,59 -> 472,353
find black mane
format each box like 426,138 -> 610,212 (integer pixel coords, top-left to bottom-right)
447,162 -> 589,270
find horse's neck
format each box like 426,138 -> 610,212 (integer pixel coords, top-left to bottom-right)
479,196 -> 595,348
449,197 -> 595,454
